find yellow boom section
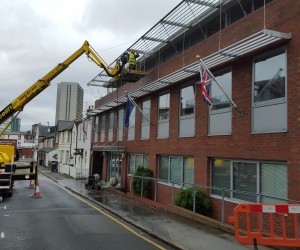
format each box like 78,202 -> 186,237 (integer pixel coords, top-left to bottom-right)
0,41 -> 124,128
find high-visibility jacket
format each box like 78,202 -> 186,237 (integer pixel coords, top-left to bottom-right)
128,52 -> 136,65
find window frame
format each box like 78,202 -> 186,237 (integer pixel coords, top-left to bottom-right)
127,105 -> 136,141
211,158 -> 288,203
94,116 -> 99,143
157,91 -> 170,139
127,153 -> 149,175
251,47 -> 288,134
158,92 -> 170,122
108,111 -> 114,142
141,98 -> 151,140
180,82 -> 195,118
141,98 -> 151,125
252,48 -> 287,106
208,67 -> 232,136
158,155 -> 194,186
117,108 -> 124,141
209,67 -> 232,112
109,111 -> 114,130
100,114 -> 106,142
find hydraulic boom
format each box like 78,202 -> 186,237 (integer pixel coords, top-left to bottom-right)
0,40 -> 127,132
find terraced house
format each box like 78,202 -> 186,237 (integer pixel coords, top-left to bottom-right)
87,0 -> 299,222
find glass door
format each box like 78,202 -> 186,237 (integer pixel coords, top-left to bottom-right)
107,152 -> 122,181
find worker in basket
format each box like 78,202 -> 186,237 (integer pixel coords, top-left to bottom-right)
128,49 -> 139,70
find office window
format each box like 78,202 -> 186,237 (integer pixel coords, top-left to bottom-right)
94,116 -> 99,142
211,69 -> 232,110
141,99 -> 151,139
158,92 -> 170,138
158,93 -> 170,120
254,51 -> 286,103
128,154 -> 149,175
142,99 -> 151,124
254,0 -> 273,10
211,159 -> 288,203
207,14 -> 225,37
180,84 -> 195,137
211,159 -> 231,198
118,109 -> 124,141
109,112 -> 114,129
180,85 -> 195,116
229,0 -> 252,24
158,155 -> 194,185
100,115 -> 106,142
252,49 -> 287,133
209,69 -> 232,135
127,106 -> 136,141
261,163 -> 287,203
233,162 -> 257,202
108,111 -> 114,141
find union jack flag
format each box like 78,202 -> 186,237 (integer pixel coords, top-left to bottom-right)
199,63 -> 213,107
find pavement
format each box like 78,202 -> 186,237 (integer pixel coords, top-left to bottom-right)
37,165 -> 276,250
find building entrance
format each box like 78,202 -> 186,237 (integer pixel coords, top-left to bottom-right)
107,152 -> 122,183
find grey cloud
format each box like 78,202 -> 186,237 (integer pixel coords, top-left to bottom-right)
78,0 -> 181,40
0,0 -> 181,131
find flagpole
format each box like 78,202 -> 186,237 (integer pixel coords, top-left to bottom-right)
196,55 -> 244,116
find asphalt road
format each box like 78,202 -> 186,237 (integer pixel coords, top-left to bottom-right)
0,175 -> 174,250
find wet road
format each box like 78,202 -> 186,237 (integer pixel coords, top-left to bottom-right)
40,168 -> 273,250
0,175 -> 174,250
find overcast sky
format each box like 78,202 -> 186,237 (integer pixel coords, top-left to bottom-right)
0,0 -> 181,131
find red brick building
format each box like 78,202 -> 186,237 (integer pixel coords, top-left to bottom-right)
89,0 -> 299,222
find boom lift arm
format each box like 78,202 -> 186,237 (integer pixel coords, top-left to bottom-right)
0,40 -> 127,132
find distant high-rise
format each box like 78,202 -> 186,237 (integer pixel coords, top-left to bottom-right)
0,117 -> 12,133
55,82 -> 84,123
11,117 -> 21,132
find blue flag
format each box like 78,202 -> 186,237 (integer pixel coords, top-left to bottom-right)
125,97 -> 134,128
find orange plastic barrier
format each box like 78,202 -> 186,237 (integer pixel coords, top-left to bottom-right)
228,204 -> 300,247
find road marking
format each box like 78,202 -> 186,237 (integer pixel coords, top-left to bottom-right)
60,187 -> 166,250
0,206 -> 6,209
1,232 -> 4,238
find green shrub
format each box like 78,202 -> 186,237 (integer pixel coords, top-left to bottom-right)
132,166 -> 153,198
175,187 -> 211,215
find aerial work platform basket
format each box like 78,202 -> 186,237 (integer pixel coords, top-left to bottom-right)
120,68 -> 145,82
228,203 -> 300,248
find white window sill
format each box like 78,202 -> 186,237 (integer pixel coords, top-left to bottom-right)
210,194 -> 256,204
157,180 -> 183,189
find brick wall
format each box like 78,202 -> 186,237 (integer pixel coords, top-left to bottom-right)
94,0 -> 300,220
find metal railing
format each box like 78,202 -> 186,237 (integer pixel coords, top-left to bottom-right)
130,175 -> 300,223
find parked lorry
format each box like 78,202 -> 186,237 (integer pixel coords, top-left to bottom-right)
0,139 -> 19,162
0,144 -> 15,200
